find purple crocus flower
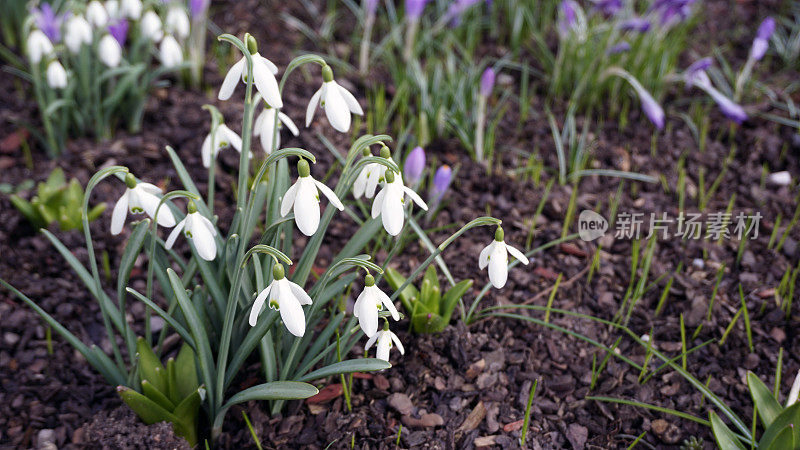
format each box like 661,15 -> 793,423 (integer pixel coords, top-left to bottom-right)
749,17 -> 775,61
33,3 -> 62,43
559,0 -> 578,33
591,0 -> 621,16
189,0 -> 210,18
446,0 -> 482,25
480,68 -> 495,97
607,41 -> 631,55
405,0 -> 428,20
430,165 -> 453,203
365,0 -> 379,15
638,89 -> 665,130
108,19 -> 129,47
651,0 -> 696,26
683,59 -> 748,124
403,146 -> 426,185
620,18 -> 651,33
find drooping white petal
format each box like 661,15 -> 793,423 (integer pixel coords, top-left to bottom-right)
133,187 -> 176,227
220,125 -> 243,152
249,284 -> 273,326
376,332 -> 391,361
364,164 -> 384,198
487,245 -> 509,289
278,112 -> 299,136
402,186 -> 428,211
288,281 -> 313,306
201,134 -> 213,168
188,213 -> 217,261
218,57 -> 245,100
364,333 -> 378,351
136,182 -> 163,195
98,34 -> 122,67
353,168 -> 369,199
251,57 -> 283,109
389,331 -> 404,355
293,179 -> 321,236
314,179 -> 344,211
337,84 -> 364,115
280,181 -> 300,217
322,81 -> 352,132
505,242 -> 529,265
354,291 -> 379,337
305,87 -> 323,127
381,188 -> 405,236
478,242 -> 493,269
164,218 -> 186,249
278,282 -> 306,337
198,214 -> 217,236
371,188 -> 386,219
374,287 -> 400,321
110,191 -> 130,235
256,109 -> 277,154
259,55 -> 279,74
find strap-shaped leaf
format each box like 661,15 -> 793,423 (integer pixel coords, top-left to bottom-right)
766,426 -> 795,450
747,371 -> 782,429
298,359 -> 391,382
175,344 -> 200,400
212,381 -> 318,434
118,386 -> 180,425
440,279 -> 473,326
136,337 -> 167,393
125,288 -> 196,350
141,380 -> 175,411
759,402 -> 800,449
710,411 -> 747,450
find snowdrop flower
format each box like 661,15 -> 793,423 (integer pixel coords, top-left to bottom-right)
786,369 -> 800,407
305,64 -> 363,133
201,122 -> 242,168
140,10 -> 163,41
86,1 -> 109,28
365,324 -> 404,362
281,159 -> 344,236
403,146 -> 425,186
65,16 -> 92,53
120,0 -> 142,19
165,201 -> 217,261
111,173 -> 176,235
249,264 -> 312,337
352,147 -> 388,200
371,170 -> 428,236
105,0 -> 120,18
767,171 -> 791,186
33,3 -> 63,43
46,60 -> 68,89
354,274 -> 399,337
159,35 -> 183,68
684,58 -> 747,123
165,6 -> 190,40
749,17 -> 775,62
218,35 -> 282,109
479,227 -> 529,289
253,106 -> 299,154
98,33 -> 123,67
27,30 -> 54,64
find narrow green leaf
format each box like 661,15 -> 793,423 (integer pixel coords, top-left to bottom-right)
759,403 -> 800,449
141,380 -> 176,411
710,411 -> 747,450
118,386 -> 180,425
298,359 -> 391,382
747,371 -> 782,429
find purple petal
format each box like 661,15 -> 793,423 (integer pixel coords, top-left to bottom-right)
405,0 -> 428,19
756,17 -> 776,41
619,18 -> 650,33
189,0 -> 209,18
430,165 -> 453,202
403,146 -> 426,185
607,41 -> 631,55
108,19 -> 129,46
749,18 -> 775,61
34,3 -> 62,42
366,0 -> 379,15
480,68 -> 495,97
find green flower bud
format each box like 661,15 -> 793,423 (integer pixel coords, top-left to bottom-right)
272,264 -> 285,280
322,64 -> 334,82
385,170 -> 396,183
494,226 -> 504,242
380,145 -> 391,159
364,274 -> 375,286
124,173 -> 137,189
298,159 -> 311,177
187,200 -> 197,214
245,33 -> 258,55
362,148 -> 371,157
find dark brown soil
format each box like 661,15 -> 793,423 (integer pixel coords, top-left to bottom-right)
1,0 -> 799,449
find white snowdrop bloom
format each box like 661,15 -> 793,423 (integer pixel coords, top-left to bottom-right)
111,173 -> 177,235
479,227 -> 529,289
27,30 -> 54,64
86,1 -> 109,28
218,37 -> 282,109
164,6 -> 190,40
787,370 -> 800,407
305,64 -> 363,133
253,106 -> 298,154
159,35 -> 183,68
104,0 -> 120,19
281,159 -> 344,236
140,10 -> 163,41
65,16 -> 93,53
249,264 -> 312,337
768,171 -> 791,186
165,202 -> 217,261
371,170 -> 427,236
120,0 -> 142,19
201,123 -> 242,168
353,274 -> 399,337
352,147 -> 391,200
98,34 -> 122,67
364,327 -> 404,362
46,60 -> 68,89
